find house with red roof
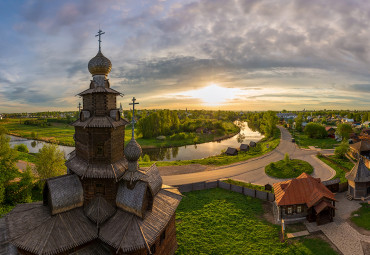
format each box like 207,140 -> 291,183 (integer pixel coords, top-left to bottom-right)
273,173 -> 336,226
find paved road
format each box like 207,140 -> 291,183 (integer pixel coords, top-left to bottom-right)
162,126 -> 336,186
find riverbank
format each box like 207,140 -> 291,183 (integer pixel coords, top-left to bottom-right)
139,127 -> 280,167
2,118 -> 240,149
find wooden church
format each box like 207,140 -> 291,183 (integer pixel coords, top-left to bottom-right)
0,31 -> 182,255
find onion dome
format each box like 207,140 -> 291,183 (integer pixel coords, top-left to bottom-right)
124,138 -> 142,162
88,50 -> 112,76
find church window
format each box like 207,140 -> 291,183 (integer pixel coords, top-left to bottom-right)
97,145 -> 104,156
150,244 -> 156,254
96,183 -> 105,195
160,229 -> 166,245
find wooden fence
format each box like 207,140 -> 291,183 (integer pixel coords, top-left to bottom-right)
174,180 -> 275,202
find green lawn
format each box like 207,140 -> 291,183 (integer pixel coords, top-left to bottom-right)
176,188 -> 338,255
317,155 -> 354,183
351,203 -> 370,230
265,159 -> 314,179
292,131 -> 339,149
15,151 -> 37,164
139,127 -> 280,167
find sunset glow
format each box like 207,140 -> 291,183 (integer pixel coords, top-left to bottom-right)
179,84 -> 242,106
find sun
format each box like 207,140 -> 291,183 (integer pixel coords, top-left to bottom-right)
184,83 -> 239,106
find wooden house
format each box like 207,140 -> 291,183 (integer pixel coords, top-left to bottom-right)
345,157 -> 370,200
350,140 -> 370,159
0,38 -> 182,255
325,126 -> 336,137
273,173 -> 336,226
225,147 -> 238,156
239,144 -> 249,152
249,141 -> 257,147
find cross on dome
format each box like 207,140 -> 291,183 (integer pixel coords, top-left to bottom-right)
129,97 -> 139,139
95,29 -> 105,52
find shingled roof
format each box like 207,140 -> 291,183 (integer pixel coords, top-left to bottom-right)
350,140 -> 370,152
44,175 -> 83,215
84,195 -> 116,226
273,173 -> 335,207
71,116 -> 128,128
6,204 -> 97,255
346,157 -> 370,182
66,155 -> 127,179
100,189 -> 181,254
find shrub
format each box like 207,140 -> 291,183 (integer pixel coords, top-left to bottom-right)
284,153 -> 290,163
304,123 -> 327,138
143,154 -> 150,162
14,144 -> 29,153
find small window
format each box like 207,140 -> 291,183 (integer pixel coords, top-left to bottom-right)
96,183 -> 105,195
160,230 -> 166,245
297,206 -> 302,213
150,244 -> 156,254
287,206 -> 293,214
97,145 -> 104,156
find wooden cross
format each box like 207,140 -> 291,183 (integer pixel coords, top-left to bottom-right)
129,97 -> 139,138
95,29 -> 105,52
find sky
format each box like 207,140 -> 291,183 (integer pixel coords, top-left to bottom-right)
1,0 -> 370,112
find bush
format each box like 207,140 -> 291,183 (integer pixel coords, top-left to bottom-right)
304,123 -> 327,138
284,153 -> 290,163
143,154 -> 150,162
335,140 -> 349,158
14,144 -> 29,153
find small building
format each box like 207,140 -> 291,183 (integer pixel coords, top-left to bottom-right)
345,157 -> 370,199
273,173 -> 336,225
225,147 -> 238,156
240,144 -> 250,152
325,126 -> 336,137
249,141 -> 257,147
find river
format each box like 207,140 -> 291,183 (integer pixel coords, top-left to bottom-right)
8,121 -> 263,161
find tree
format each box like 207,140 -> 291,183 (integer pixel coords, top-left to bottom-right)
295,113 -> 303,132
335,140 -> 349,158
336,123 -> 352,140
15,144 -> 29,153
304,123 -> 327,138
35,144 -> 66,182
0,128 -> 19,203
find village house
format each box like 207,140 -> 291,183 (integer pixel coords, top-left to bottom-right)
240,144 -> 250,152
346,157 -> 370,200
225,147 -> 238,156
0,32 -> 182,255
325,126 -> 336,137
273,173 -> 336,226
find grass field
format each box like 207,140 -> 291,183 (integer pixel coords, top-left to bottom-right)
139,127 -> 280,167
1,118 -> 239,149
265,159 -> 314,179
351,203 -> 370,230
176,188 -> 338,255
291,131 -> 339,149
317,155 -> 354,183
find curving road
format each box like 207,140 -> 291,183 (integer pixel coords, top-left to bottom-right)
162,126 -> 336,186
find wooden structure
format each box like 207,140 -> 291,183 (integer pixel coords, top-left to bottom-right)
350,140 -> 370,159
273,173 -> 336,226
240,144 -> 249,152
0,32 -> 182,255
325,126 -> 335,137
225,147 -> 238,156
345,157 -> 370,199
322,178 -> 340,193
249,141 -> 257,147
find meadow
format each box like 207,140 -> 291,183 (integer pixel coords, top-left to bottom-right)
316,155 -> 354,183
175,188 -> 338,255
265,159 -> 314,178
